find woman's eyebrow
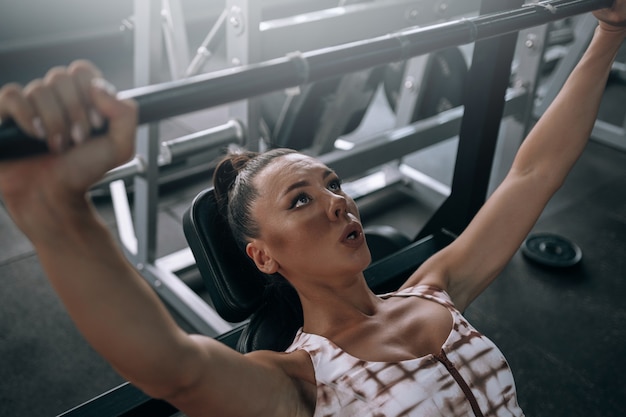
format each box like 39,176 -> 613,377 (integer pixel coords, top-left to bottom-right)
282,168 -> 336,197
283,180 -> 309,197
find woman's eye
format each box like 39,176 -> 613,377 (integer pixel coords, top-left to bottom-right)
292,194 -> 311,209
328,179 -> 342,191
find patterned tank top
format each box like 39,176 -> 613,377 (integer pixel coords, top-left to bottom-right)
286,284 -> 524,417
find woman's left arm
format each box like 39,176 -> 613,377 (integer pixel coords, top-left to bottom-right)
406,9 -> 626,311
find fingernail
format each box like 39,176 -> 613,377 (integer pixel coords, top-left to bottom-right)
89,109 -> 104,129
52,134 -> 65,153
32,117 -> 46,140
91,78 -> 117,97
71,123 -> 85,145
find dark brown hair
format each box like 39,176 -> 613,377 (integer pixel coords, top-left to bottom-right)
213,148 -> 303,349
213,148 -> 297,251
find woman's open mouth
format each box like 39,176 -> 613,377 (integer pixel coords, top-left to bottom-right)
341,222 -> 364,247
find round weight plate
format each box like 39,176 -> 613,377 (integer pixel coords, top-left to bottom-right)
382,46 -> 467,121
521,233 -> 582,268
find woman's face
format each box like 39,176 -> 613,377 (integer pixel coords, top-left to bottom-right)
246,153 -> 371,284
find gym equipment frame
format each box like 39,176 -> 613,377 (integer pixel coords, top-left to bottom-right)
88,0 -> 607,341
0,0 -> 614,415
0,0 -> 609,330
121,0 -> 487,339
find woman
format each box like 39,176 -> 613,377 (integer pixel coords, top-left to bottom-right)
0,3 -> 624,416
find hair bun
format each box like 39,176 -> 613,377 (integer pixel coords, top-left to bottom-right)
213,150 -> 258,216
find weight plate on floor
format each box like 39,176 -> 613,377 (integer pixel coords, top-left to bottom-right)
521,233 -> 582,268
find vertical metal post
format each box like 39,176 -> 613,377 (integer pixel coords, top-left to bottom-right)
489,24 -> 549,192
417,0 -> 524,240
162,0 -> 191,80
226,0 -> 262,151
394,56 -> 431,128
133,0 -> 162,266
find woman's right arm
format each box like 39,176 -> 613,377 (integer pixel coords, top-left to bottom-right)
27,192 -> 310,416
0,61 -> 311,417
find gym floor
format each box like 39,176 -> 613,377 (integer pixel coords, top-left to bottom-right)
1,16 -> 626,417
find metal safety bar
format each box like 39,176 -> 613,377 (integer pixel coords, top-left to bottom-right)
95,119 -> 245,186
0,0 -> 613,159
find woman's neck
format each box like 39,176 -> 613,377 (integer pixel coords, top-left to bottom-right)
296,274 -> 381,336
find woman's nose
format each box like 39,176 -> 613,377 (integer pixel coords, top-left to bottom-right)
327,192 -> 348,220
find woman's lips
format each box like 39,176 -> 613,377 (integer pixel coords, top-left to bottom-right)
340,222 -> 365,247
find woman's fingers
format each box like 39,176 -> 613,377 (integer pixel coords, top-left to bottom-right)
0,59 -> 137,194
0,60 -> 138,233
24,75 -> 72,153
0,83 -> 46,140
68,60 -> 106,131
13,60 -> 105,154
0,60 -> 107,155
46,68 -> 92,147
57,75 -> 137,192
89,77 -> 136,166
594,0 -> 626,30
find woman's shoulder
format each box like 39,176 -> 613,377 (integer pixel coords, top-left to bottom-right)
247,347 -> 315,384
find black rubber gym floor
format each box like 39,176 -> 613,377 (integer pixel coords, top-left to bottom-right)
1,31 -> 625,417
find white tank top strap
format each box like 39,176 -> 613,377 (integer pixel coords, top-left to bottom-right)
379,284 -> 457,310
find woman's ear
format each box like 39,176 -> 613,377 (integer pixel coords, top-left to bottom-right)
246,241 -> 279,274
